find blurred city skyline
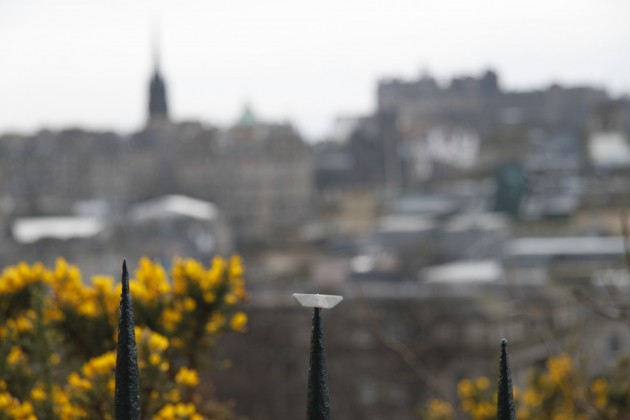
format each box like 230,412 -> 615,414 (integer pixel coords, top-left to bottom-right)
1,0 -> 629,140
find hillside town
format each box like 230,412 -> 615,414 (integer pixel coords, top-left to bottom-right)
2,60 -> 630,418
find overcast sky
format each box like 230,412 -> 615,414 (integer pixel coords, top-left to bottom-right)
1,0 -> 629,140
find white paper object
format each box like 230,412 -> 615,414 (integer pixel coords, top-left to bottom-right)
293,293 -> 343,309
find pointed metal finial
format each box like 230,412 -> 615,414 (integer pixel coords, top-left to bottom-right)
307,308 -> 330,420
497,338 -> 516,420
294,294 -> 342,420
115,260 -> 141,420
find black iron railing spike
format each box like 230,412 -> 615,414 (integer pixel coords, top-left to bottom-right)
307,308 -> 331,420
115,260 -> 141,420
497,338 -> 516,420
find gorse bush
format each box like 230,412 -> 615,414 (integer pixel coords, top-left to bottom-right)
0,256 -> 248,419
423,353 -> 630,419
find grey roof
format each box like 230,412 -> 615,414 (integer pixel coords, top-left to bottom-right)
12,217 -> 105,244
387,195 -> 459,216
505,236 -> 625,258
422,259 -> 503,284
376,215 -> 437,233
443,212 -> 509,232
130,195 -> 219,222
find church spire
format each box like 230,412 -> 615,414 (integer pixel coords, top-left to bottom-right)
148,28 -> 169,123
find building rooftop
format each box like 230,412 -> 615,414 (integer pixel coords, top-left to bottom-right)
387,195 -> 459,216
12,217 -> 105,244
588,132 -> 630,167
505,236 -> 625,258
422,259 -> 503,284
130,195 -> 219,222
376,215 -> 437,233
443,212 -> 509,232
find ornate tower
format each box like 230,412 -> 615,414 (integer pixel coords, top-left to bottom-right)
148,44 -> 169,123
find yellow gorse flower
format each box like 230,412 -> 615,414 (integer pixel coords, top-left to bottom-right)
155,402 -> 203,420
205,313 -> 226,334
149,331 -> 170,352
426,398 -> 455,419
458,379 -> 473,399
6,346 -> 26,365
14,316 -> 33,333
29,387 -> 46,402
475,376 -> 490,391
81,351 -> 117,378
0,262 -> 47,295
131,258 -> 171,305
68,372 -> 93,391
161,308 -> 182,331
547,353 -> 572,384
230,312 -> 248,332
175,367 -> 200,387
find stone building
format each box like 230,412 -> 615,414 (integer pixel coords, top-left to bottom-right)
0,58 -> 314,248
322,70 -> 615,198
0,129 -> 125,216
